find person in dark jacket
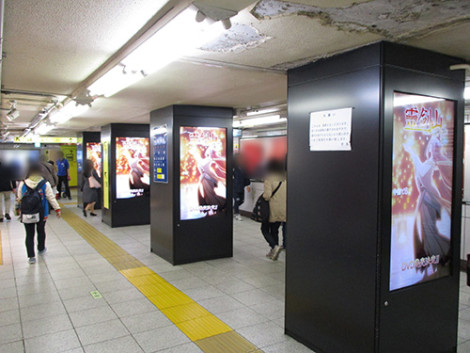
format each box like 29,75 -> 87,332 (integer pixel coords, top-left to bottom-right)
233,154 -> 251,221
0,161 -> 15,222
81,159 -> 101,217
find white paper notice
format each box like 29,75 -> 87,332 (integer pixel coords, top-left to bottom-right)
309,107 -> 352,151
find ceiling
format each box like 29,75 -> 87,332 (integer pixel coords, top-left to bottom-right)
1,0 -> 470,138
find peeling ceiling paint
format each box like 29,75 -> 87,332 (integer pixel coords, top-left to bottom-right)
251,0 -> 470,39
200,24 -> 270,53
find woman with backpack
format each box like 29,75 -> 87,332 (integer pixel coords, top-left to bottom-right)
17,163 -> 61,264
261,160 -> 287,261
81,159 -> 101,217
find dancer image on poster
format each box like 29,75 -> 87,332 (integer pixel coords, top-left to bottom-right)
124,149 -> 150,195
116,137 -> 150,199
403,133 -> 452,268
188,143 -> 226,216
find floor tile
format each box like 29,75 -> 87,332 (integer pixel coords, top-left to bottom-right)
0,341 -> 24,353
69,305 -> 117,328
217,307 -> 269,330
75,319 -> 129,346
63,294 -> 107,313
0,323 -> 22,345
134,325 -> 190,353
121,311 -> 173,334
111,298 -> 157,318
154,342 -> 204,353
22,313 -> 73,338
83,335 -> 143,353
198,296 -> 245,315
237,321 -> 288,348
24,329 -> 81,353
0,309 -> 20,328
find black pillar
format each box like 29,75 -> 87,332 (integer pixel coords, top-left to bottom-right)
150,105 -> 233,265
77,132 -> 101,209
285,42 -> 465,353
101,124 -> 150,228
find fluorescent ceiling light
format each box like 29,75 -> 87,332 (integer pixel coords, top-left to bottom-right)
465,86 -> 470,100
88,5 -> 225,97
35,124 -> 54,136
88,65 -> 143,98
49,102 -> 89,124
246,108 -> 279,116
234,115 -> 287,128
394,95 -> 443,107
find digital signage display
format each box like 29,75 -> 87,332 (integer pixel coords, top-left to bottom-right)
180,126 -> 227,220
115,137 -> 150,199
390,92 -> 455,291
86,142 -> 102,177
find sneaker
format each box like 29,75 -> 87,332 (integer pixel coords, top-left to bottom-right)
28,257 -> 36,264
5,213 -> 11,220
90,212 -> 97,217
235,214 -> 243,221
266,248 -> 275,258
38,248 -> 47,256
271,245 -> 282,261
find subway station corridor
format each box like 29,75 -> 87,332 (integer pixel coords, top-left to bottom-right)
1,197 -> 470,352
0,198 -> 295,353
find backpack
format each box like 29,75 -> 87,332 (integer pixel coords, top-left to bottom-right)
251,182 -> 282,223
21,180 -> 46,224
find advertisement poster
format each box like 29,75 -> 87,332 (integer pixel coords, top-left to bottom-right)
390,92 -> 455,291
115,137 -> 150,199
240,136 -> 287,179
180,126 -> 227,220
102,141 -> 109,209
86,142 -> 102,177
152,125 -> 168,183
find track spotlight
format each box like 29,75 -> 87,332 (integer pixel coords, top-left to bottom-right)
196,10 -> 206,23
6,109 -> 20,121
221,18 -> 232,30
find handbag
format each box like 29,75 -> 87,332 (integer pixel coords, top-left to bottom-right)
251,181 -> 282,223
88,175 -> 101,189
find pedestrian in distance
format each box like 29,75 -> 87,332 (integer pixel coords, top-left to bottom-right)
81,159 -> 101,217
56,151 -> 71,200
233,154 -> 251,221
261,160 -> 287,261
0,159 -> 15,222
17,163 -> 61,264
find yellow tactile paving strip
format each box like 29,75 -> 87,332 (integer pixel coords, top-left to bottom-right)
60,207 -> 262,353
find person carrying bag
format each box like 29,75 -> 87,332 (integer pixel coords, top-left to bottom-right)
255,160 -> 287,261
17,163 -> 61,264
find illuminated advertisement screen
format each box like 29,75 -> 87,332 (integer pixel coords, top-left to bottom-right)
180,126 -> 227,220
115,137 -> 150,199
390,92 -> 455,291
86,142 -> 101,177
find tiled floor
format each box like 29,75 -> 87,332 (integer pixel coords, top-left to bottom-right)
0,200 -> 470,352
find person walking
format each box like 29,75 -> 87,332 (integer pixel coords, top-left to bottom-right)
17,163 -> 61,264
261,160 -> 287,261
81,159 -> 101,217
0,160 -> 15,222
233,154 -> 250,221
56,151 -> 71,200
